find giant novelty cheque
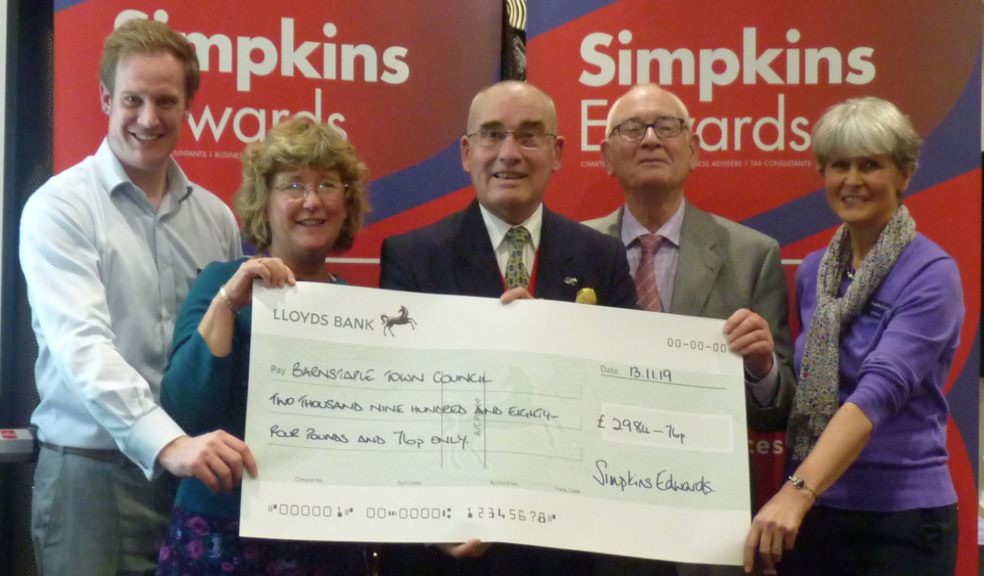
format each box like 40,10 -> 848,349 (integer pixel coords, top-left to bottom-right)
241,283 -> 750,565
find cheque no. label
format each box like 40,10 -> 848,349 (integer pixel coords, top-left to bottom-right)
241,283 -> 750,566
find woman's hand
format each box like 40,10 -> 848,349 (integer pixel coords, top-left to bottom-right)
742,482 -> 814,573
221,257 -> 296,311
743,403 -> 874,574
199,258 -> 296,357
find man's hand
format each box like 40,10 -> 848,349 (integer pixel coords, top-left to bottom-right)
435,539 -> 492,559
500,287 -> 534,304
157,431 -> 258,493
723,308 -> 775,379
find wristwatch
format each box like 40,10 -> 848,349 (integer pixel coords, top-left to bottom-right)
788,474 -> 818,500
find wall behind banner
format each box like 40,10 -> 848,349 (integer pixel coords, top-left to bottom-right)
1,0 -> 979,574
527,0 -> 981,574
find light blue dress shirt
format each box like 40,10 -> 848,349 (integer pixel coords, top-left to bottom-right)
20,139 -> 242,477
620,199 -> 683,310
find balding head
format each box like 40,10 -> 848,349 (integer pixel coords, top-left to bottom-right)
601,84 -> 698,206
467,81 -> 559,135
605,84 -> 690,136
461,81 -> 565,224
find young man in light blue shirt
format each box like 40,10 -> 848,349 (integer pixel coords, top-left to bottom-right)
21,19 -> 255,576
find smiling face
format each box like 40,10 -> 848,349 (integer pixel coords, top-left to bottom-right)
823,154 -> 912,232
100,52 -> 190,191
461,82 -> 564,224
602,85 -> 698,202
267,167 -> 348,266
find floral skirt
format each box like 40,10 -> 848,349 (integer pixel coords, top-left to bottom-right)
156,506 -> 367,576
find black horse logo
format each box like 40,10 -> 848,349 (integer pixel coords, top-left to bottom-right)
381,305 -> 417,337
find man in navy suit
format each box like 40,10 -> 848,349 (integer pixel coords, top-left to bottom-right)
378,80 -> 635,575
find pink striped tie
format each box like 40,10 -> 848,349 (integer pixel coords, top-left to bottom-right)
634,234 -> 664,312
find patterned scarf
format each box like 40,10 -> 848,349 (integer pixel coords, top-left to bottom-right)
786,205 -> 916,461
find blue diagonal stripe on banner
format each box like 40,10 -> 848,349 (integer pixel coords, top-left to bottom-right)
365,140 -> 471,225
528,0 -> 617,39
55,0 -> 87,11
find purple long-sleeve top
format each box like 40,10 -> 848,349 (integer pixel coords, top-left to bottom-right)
794,233 -> 963,511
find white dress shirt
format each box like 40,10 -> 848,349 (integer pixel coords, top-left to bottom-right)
478,203 -> 543,280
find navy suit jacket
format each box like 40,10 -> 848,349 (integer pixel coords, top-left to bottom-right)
380,200 -> 636,308
377,200 -> 634,576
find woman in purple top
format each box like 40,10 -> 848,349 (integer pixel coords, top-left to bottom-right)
743,97 -> 963,576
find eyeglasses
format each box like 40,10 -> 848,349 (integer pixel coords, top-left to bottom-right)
272,180 -> 348,201
610,117 -> 688,142
466,128 -> 556,150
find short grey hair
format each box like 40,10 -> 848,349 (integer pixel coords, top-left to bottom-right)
812,97 -> 922,173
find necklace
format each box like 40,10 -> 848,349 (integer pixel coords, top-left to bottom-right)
845,267 -> 856,280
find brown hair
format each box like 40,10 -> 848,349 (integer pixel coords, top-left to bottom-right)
100,19 -> 200,100
235,117 -> 370,253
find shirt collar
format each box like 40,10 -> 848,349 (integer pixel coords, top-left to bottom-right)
479,202 -> 543,251
620,199 -> 686,248
94,138 -> 194,207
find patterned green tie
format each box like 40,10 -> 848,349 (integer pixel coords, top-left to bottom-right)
504,226 -> 531,289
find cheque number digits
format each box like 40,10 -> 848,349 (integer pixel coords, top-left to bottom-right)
270,503 -> 354,518
365,506 -> 451,520
467,507 -> 556,524
666,337 -> 728,353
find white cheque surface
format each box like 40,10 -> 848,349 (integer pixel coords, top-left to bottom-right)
241,283 -> 750,565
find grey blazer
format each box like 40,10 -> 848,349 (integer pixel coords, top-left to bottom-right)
584,204 -> 795,431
